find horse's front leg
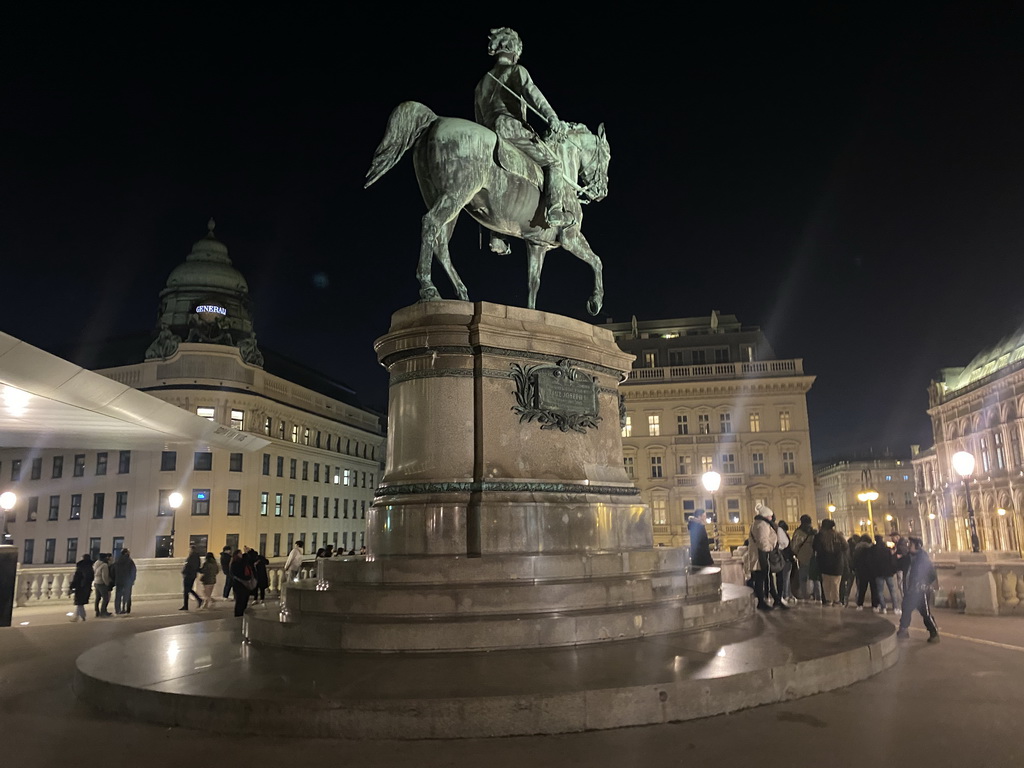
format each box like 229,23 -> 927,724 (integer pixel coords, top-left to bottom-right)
560,228 -> 604,316
526,243 -> 549,310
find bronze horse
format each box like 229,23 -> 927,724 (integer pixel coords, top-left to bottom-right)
365,101 -> 611,315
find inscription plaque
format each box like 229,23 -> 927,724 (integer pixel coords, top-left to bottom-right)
510,360 -> 601,433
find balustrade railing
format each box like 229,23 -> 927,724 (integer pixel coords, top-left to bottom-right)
626,359 -> 803,384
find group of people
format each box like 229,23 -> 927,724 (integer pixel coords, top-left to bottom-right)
68,548 -> 137,621
735,508 -> 940,643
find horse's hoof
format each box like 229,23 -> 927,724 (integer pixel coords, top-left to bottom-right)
587,297 -> 603,316
419,287 -> 441,302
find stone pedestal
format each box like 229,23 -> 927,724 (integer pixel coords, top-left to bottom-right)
370,300 -> 648,556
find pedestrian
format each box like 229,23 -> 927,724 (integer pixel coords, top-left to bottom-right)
777,520 -> 795,605
688,509 -> 715,567
789,515 -> 819,601
813,519 -> 848,606
69,553 -> 93,622
891,532 -> 910,602
743,503 -> 786,611
872,535 -> 900,614
249,549 -> 269,605
229,549 -> 252,617
896,537 -> 940,643
281,539 -> 305,607
199,552 -> 219,608
93,552 -> 113,617
180,545 -> 203,611
851,534 -> 878,610
220,545 -> 234,599
113,548 -> 137,615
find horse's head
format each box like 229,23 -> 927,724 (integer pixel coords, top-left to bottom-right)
576,123 -> 610,203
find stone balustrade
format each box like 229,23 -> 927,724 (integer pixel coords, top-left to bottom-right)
932,551 -> 1024,616
13,557 -> 322,607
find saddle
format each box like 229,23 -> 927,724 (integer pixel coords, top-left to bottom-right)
493,138 -> 545,190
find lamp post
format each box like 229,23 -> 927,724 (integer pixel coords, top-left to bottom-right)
701,470 -> 721,551
952,450 -> 980,553
0,491 -> 16,628
857,489 -> 878,534
168,492 -> 184,558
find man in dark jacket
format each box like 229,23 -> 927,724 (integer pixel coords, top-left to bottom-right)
851,535 -> 877,610
688,510 -> 715,567
789,515 -> 818,601
113,548 -> 137,615
896,537 -> 939,643
180,545 -> 203,610
220,545 -> 233,599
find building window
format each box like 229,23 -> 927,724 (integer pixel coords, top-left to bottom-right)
278,421 -> 285,440
260,492 -> 269,516
197,406 -> 216,421
888,492 -> 897,507
230,409 -> 244,430
643,351 -> 657,368
343,499 -> 349,519
66,538 -> 78,564
700,456 -> 714,474
31,458 -> 42,480
650,456 -> 663,478
70,494 -> 82,520
273,533 -> 281,557
677,415 -> 688,435
623,456 -> 634,478
727,498 -> 741,523
96,452 -> 108,475
48,495 -> 59,521
262,454 -> 271,475
314,463 -> 321,483
115,491 -> 127,518
721,453 -> 736,473
333,498 -> 339,518
698,413 -> 710,435
905,491 -> 914,507
303,427 -> 310,446
785,497 -> 799,519
782,451 -> 796,475
751,452 -> 766,476
301,496 -> 307,517
23,539 -> 34,564
652,498 -> 667,525
264,416 -> 272,436
313,497 -> 319,518
981,437 -> 991,473
691,349 -> 707,365
10,459 -> 21,481
779,411 -> 791,432
677,455 -> 691,475
44,538 -> 56,564
648,414 -> 661,436
112,537 -> 125,560
89,537 -> 101,561
316,431 -> 322,448
276,456 -> 284,477
229,453 -> 243,472
227,489 -> 241,516
720,413 -> 731,434
288,494 -> 295,517
290,459 -> 297,479
192,490 -> 211,516
1012,429 -> 1022,467
621,416 -> 632,438
287,533 -> 294,553
749,412 -> 760,433
157,491 -> 174,516
26,496 -> 38,521
118,450 -> 131,474
275,493 -> 282,517
361,501 -> 367,519
194,452 -> 213,471
52,456 -> 64,479
291,425 -> 298,443
160,451 -> 176,471
994,432 -> 1006,470
302,462 -> 309,481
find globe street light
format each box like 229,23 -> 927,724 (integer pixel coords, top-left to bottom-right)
701,471 -> 721,551
857,489 -> 878,534
951,450 -> 980,553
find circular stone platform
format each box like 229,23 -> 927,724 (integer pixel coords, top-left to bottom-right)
74,595 -> 897,739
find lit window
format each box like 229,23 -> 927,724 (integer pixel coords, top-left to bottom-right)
260,492 -> 269,516
648,414 -> 660,436
779,411 -> 791,432
69,494 -> 81,519
275,493 -> 282,517
303,427 -> 310,446
700,456 -> 714,473
230,409 -> 244,430
621,416 -> 632,438
698,413 -> 710,435
652,498 -> 667,525
192,489 -> 211,516
291,425 -> 298,443
264,417 -> 272,435
785,497 -> 799,518
196,406 -> 216,422
343,469 -> 351,486
749,412 -> 760,433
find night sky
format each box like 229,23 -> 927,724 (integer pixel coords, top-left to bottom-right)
2,6 -> 1023,461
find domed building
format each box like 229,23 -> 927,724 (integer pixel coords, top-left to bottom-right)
2,222 -> 384,599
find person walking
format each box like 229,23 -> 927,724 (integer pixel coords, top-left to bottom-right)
199,552 -> 219,608
896,537 -> 940,643
180,545 -> 203,610
220,545 -> 234,600
789,515 -> 819,601
69,553 -> 93,622
229,549 -> 252,617
813,519 -> 848,606
688,509 -> 715,567
93,553 -> 113,617
113,548 -> 137,615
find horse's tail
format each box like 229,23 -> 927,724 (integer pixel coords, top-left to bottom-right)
364,101 -> 439,188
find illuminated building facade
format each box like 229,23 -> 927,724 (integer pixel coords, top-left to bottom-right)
813,458 -> 917,538
607,312 -> 816,549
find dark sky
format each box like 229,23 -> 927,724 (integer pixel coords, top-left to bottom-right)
2,5 -> 1023,461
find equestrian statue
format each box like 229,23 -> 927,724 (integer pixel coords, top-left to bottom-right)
365,27 -> 611,316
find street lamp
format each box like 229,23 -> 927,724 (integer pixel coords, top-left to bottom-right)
701,470 -> 721,551
0,491 -> 15,544
951,450 -> 980,553
857,489 -> 878,534
0,492 -> 16,628
168,491 -> 184,557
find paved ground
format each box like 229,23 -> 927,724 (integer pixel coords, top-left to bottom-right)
3,598 -> 1023,767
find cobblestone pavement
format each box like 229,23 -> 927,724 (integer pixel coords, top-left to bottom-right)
3,600 -> 1023,767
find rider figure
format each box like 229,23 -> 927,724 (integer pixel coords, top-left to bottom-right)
474,27 -> 575,249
